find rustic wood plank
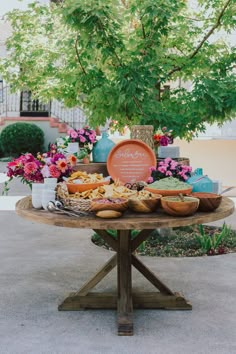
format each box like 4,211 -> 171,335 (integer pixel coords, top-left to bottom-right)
93,229 -> 118,251
58,292 -> 191,310
58,292 -> 117,310
16,196 -> 234,230
117,230 -> 133,336
132,292 -> 192,310
131,229 -> 155,252
75,254 -> 117,296
132,254 -> 174,295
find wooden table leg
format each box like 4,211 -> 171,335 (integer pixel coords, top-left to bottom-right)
117,230 -> 133,336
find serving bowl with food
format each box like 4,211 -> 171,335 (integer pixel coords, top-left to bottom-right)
90,197 -> 129,212
66,170 -> 110,193
128,190 -> 162,213
161,195 -> 199,216
145,177 -> 192,196
189,192 -> 222,212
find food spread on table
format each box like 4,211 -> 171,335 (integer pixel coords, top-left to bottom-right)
28,140 -> 223,218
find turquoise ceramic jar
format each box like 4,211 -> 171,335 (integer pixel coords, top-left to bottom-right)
187,168 -> 213,193
92,132 -> 115,162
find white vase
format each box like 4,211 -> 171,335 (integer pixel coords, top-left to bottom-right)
42,190 -> 56,210
67,142 -> 79,154
31,183 -> 44,209
44,178 -> 58,190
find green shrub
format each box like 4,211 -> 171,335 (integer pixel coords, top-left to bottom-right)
0,137 -> 4,158
0,122 -> 44,156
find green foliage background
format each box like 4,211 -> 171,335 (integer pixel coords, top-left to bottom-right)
0,0 -> 236,138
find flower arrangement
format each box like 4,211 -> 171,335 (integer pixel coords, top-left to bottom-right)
153,127 -> 174,148
3,144 -> 77,194
67,126 -> 97,145
147,158 -> 192,183
57,126 -> 97,160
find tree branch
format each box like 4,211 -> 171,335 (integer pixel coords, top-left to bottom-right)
141,20 -> 146,39
164,0 -> 233,80
75,36 -> 87,75
189,0 -> 232,60
97,17 -> 145,116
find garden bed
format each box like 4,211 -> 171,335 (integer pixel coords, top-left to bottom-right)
92,224 -> 236,257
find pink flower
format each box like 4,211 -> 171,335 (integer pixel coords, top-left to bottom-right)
89,134 -> 96,143
49,165 -> 61,178
166,170 -> 172,176
70,131 -> 78,139
158,166 -> 167,173
170,161 -> 178,170
149,166 -> 156,172
24,162 -> 38,175
79,136 -> 86,143
147,176 -> 154,183
41,165 -> 51,178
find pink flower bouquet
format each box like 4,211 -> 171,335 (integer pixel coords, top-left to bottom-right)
147,158 -> 192,183
3,144 -> 77,194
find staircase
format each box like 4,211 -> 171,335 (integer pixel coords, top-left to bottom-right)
0,85 -> 87,131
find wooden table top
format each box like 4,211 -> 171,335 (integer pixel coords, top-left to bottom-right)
15,196 -> 234,230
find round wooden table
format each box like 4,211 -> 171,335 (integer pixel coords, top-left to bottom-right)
16,196 -> 234,336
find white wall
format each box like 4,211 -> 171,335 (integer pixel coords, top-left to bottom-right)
175,139 -> 236,187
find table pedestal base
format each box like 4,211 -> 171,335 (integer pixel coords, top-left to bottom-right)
59,292 -> 191,310
58,229 -> 192,336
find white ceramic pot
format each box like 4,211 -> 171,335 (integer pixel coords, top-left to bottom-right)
44,178 -> 58,190
31,183 -> 44,209
42,190 -> 56,210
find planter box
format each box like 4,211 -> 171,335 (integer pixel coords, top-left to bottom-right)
158,146 -> 180,158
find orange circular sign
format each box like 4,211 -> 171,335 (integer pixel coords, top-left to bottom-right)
107,139 -> 156,184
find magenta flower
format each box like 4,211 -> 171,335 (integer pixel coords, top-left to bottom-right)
149,158 -> 192,183
159,136 -> 169,146
147,176 -> 154,183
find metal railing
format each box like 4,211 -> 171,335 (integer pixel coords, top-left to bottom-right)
0,85 -> 87,129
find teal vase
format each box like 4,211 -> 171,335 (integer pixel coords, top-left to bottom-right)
92,132 -> 115,162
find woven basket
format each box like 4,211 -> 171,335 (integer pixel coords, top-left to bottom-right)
130,125 -> 154,149
56,183 -> 91,212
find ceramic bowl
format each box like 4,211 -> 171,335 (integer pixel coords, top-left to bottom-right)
66,180 -> 110,194
90,198 -> 128,212
144,186 -> 192,196
161,196 -> 199,217
128,195 -> 162,213
190,192 -> 222,212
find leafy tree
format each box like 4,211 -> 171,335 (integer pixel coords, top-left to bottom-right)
0,0 -> 236,139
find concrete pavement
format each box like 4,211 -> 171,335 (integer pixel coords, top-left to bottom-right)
0,162 -> 236,354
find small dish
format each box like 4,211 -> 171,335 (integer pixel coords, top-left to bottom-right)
90,198 -> 128,212
161,196 -> 199,216
190,192 -> 222,212
128,195 -> 162,213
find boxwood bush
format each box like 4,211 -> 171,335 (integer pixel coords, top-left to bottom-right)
0,122 -> 44,156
